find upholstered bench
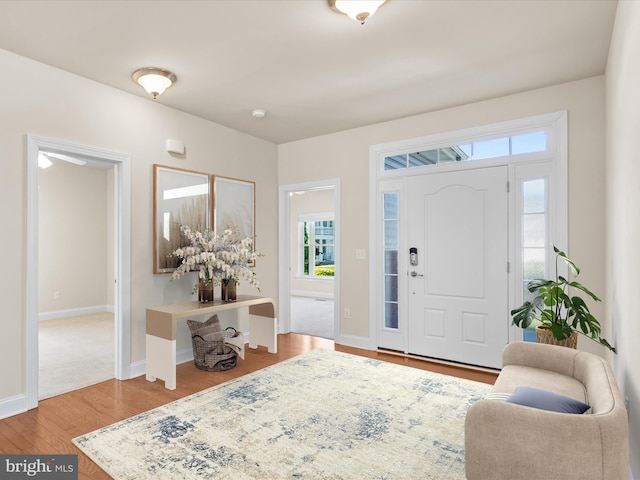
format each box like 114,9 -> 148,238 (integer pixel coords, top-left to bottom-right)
465,341 -> 628,480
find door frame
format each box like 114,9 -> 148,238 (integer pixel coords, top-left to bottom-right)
368,111 -> 568,353
26,134 -> 131,409
278,179 -> 340,339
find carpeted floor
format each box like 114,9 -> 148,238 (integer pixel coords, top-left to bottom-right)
74,349 -> 489,479
290,296 -> 334,339
39,312 -> 114,399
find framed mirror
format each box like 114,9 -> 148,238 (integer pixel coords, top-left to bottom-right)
213,175 -> 256,263
153,164 -> 211,274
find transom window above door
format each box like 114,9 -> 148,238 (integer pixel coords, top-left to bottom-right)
384,130 -> 547,171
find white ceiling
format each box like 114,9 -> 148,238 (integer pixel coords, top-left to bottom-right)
0,0 -> 617,144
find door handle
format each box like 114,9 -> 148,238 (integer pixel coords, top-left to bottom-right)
410,271 -> 423,278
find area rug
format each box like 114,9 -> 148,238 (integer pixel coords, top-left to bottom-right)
73,349 -> 490,479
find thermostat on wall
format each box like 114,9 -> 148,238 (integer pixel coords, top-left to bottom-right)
166,139 -> 185,155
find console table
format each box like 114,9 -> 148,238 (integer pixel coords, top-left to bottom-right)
146,294 -> 277,390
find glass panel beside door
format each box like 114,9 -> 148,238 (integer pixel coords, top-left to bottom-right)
383,193 -> 399,330
521,178 -> 547,342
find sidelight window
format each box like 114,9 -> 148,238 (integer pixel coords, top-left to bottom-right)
383,193 -> 399,329
521,178 -> 547,342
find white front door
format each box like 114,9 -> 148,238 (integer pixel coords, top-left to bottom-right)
407,166 -> 508,369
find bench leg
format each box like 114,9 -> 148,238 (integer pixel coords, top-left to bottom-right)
248,315 -> 278,353
146,334 -> 177,390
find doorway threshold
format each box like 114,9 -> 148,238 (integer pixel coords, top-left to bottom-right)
376,347 -> 501,374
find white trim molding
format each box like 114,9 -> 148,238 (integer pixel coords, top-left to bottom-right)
278,179 -> 340,339
129,338 -> 251,382
290,290 -> 334,300
38,305 -> 115,322
0,394 -> 28,421
26,134 -> 132,411
333,333 -> 371,350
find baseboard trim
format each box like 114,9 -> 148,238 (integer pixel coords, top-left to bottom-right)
0,394 -> 28,420
177,347 -> 194,365
129,335 -> 251,380
39,305 -> 114,322
128,347 -> 193,380
334,333 -> 371,350
129,359 -> 146,379
290,291 -> 334,300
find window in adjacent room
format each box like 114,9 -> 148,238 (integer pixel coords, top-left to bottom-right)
298,214 -> 335,278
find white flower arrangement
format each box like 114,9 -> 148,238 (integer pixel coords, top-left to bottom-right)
170,225 -> 260,293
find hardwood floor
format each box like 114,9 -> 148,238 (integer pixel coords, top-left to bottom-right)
0,334 -> 497,479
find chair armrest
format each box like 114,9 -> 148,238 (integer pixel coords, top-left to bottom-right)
465,399 -> 604,480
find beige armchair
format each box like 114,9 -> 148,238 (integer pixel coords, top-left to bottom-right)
465,341 -> 628,480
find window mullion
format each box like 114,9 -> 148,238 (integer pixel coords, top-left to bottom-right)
310,221 -> 317,278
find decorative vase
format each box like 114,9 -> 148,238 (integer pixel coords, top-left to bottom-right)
198,279 -> 214,304
221,278 -> 237,303
535,326 -> 578,349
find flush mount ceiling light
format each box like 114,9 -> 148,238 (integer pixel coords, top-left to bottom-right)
132,67 -> 177,99
329,0 -> 386,24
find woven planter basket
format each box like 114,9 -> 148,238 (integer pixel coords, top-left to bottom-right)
535,326 -> 578,349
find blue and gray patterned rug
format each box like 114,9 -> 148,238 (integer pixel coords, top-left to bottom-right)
73,349 -> 489,479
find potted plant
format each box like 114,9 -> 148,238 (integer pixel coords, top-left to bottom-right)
511,246 -> 616,353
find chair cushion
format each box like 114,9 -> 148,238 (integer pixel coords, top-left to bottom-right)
506,386 -> 590,414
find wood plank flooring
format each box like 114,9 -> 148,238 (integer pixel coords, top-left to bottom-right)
0,334 -> 497,479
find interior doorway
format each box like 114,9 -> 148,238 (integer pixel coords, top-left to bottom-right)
26,135 -> 131,409
278,180 -> 340,341
37,155 -> 115,398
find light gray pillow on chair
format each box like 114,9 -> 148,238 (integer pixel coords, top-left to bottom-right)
506,386 -> 590,414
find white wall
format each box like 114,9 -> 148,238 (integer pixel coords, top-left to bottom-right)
279,76 -> 608,349
38,160 -> 109,314
0,48 -> 278,402
289,189 -> 335,297
606,1 -> 640,477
